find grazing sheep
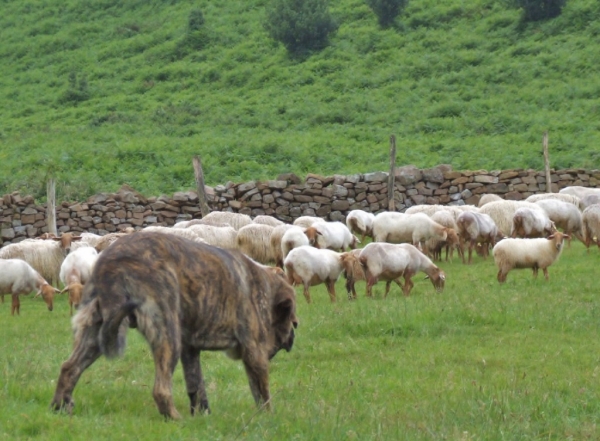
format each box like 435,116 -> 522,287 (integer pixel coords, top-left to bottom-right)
186,224 -> 238,250
456,211 -> 504,264
582,205 -> 600,252
304,221 -> 359,251
236,224 -> 276,265
280,226 -> 310,261
533,199 -> 584,244
425,210 -> 462,262
339,249 -> 365,300
142,226 -> 206,244
526,193 -> 584,210
0,259 -> 59,315
492,232 -> 569,283
373,212 -> 449,249
478,194 -> 503,207
511,207 -> 556,238
559,186 -> 600,200
293,216 -> 326,229
270,224 -> 296,268
284,245 -> 344,303
359,242 -> 446,297
346,210 -> 375,242
0,233 -> 84,286
253,215 -> 284,227
581,194 -> 600,209
199,211 -> 253,231
59,247 -> 99,315
479,200 -> 545,237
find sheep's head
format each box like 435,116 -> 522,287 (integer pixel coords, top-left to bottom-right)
60,283 -> 85,309
339,252 -> 364,281
425,268 -> 446,293
37,283 -> 60,311
51,233 -> 82,254
547,232 -> 570,251
304,227 -> 321,249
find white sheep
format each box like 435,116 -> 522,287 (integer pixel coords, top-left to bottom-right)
359,242 -> 446,297
186,224 -> 238,250
199,211 -> 253,231
283,245 -> 345,303
346,210 -> 375,242
492,232 -> 569,283
142,226 -> 206,244
424,210 -> 462,262
373,212 -> 449,249
581,194 -> 600,209
253,215 -> 284,227
511,207 -> 556,238
270,224 -> 296,268
236,223 -> 276,265
559,186 -> 600,200
533,199 -> 584,244
479,200 -> 545,237
280,226 -> 310,261
304,221 -> 359,251
0,259 -> 60,315
0,233 -> 85,286
456,211 -> 504,264
293,216 -> 326,229
59,247 -> 99,315
582,204 -> 600,252
526,193 -> 584,210
478,194 -> 503,207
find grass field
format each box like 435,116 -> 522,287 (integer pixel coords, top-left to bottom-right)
1,241 -> 599,440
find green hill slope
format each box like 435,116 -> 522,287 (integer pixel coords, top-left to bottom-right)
1,0 -> 599,200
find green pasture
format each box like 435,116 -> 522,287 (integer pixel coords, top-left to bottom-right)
2,241 -> 599,440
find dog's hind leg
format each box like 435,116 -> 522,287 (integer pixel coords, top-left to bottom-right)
181,345 -> 210,415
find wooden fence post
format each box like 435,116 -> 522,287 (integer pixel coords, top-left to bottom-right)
543,131 -> 552,193
193,155 -> 211,217
388,135 -> 397,211
46,178 -> 57,235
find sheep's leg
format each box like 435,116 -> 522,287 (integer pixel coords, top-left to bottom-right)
532,266 -> 539,279
1,294 -> 4,303
366,274 -> 377,298
384,281 -> 392,298
325,279 -> 336,303
497,269 -> 508,283
468,242 -> 474,264
181,345 -> 210,415
302,283 -> 312,304
542,268 -> 549,280
11,294 -> 20,316
402,274 -> 414,296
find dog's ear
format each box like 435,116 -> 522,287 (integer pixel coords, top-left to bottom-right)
274,296 -> 298,328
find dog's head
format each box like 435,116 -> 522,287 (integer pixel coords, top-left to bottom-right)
269,281 -> 299,360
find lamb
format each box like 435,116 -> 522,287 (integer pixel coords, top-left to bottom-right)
0,259 -> 59,315
511,207 -> 556,238
424,210 -> 462,262
253,215 -> 284,227
456,211 -> 504,264
359,242 -> 446,297
236,223 -> 276,265
533,199 -> 584,244
304,221 -> 359,251
270,224 -> 296,268
284,245 -> 345,303
479,200 -> 545,237
372,212 -> 449,249
186,224 -> 238,250
199,211 -> 253,231
582,204 -> 600,252
59,247 -> 99,315
346,210 -> 375,242
478,194 -> 503,207
0,233 -> 85,286
492,232 -> 569,283
293,216 -> 326,229
280,226 -> 310,261
526,193 -> 584,210
339,249 -> 365,300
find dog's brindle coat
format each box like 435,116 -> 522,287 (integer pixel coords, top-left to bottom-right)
51,232 -> 298,419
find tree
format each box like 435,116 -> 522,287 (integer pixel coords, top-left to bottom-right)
515,0 -> 566,22
366,0 -> 409,28
264,0 -> 338,54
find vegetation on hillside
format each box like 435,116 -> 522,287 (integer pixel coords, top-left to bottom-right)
0,0 -> 599,200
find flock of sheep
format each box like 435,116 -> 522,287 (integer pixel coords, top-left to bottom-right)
1,185 -> 600,315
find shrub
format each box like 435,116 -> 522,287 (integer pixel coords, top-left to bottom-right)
514,0 -> 566,22
59,72 -> 90,105
264,0 -> 338,54
365,0 -> 409,28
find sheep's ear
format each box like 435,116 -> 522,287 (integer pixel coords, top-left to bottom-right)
354,235 -> 361,244
547,234 -> 556,240
50,237 -> 62,241
34,290 -> 41,298
440,274 -> 446,281
59,286 -> 69,294
424,275 -> 430,280
72,236 -> 83,241
564,234 -> 571,239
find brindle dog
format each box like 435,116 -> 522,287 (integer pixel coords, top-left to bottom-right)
51,232 -> 298,419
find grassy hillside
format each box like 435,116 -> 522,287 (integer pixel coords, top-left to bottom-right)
1,0 -> 599,200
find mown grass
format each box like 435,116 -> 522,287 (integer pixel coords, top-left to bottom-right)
2,241 -> 599,440
0,0 -> 599,200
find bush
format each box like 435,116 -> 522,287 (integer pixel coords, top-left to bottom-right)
365,0 -> 409,28
59,72 -> 90,105
514,0 -> 566,22
264,0 -> 338,54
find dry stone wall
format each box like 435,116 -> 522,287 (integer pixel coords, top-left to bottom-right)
1,165 -> 599,246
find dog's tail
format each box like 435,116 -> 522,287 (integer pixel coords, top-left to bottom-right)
99,300 -> 140,358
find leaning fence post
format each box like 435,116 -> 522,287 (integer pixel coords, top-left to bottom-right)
388,135 -> 397,211
46,178 -> 57,236
193,155 -> 211,217
543,131 -> 552,193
